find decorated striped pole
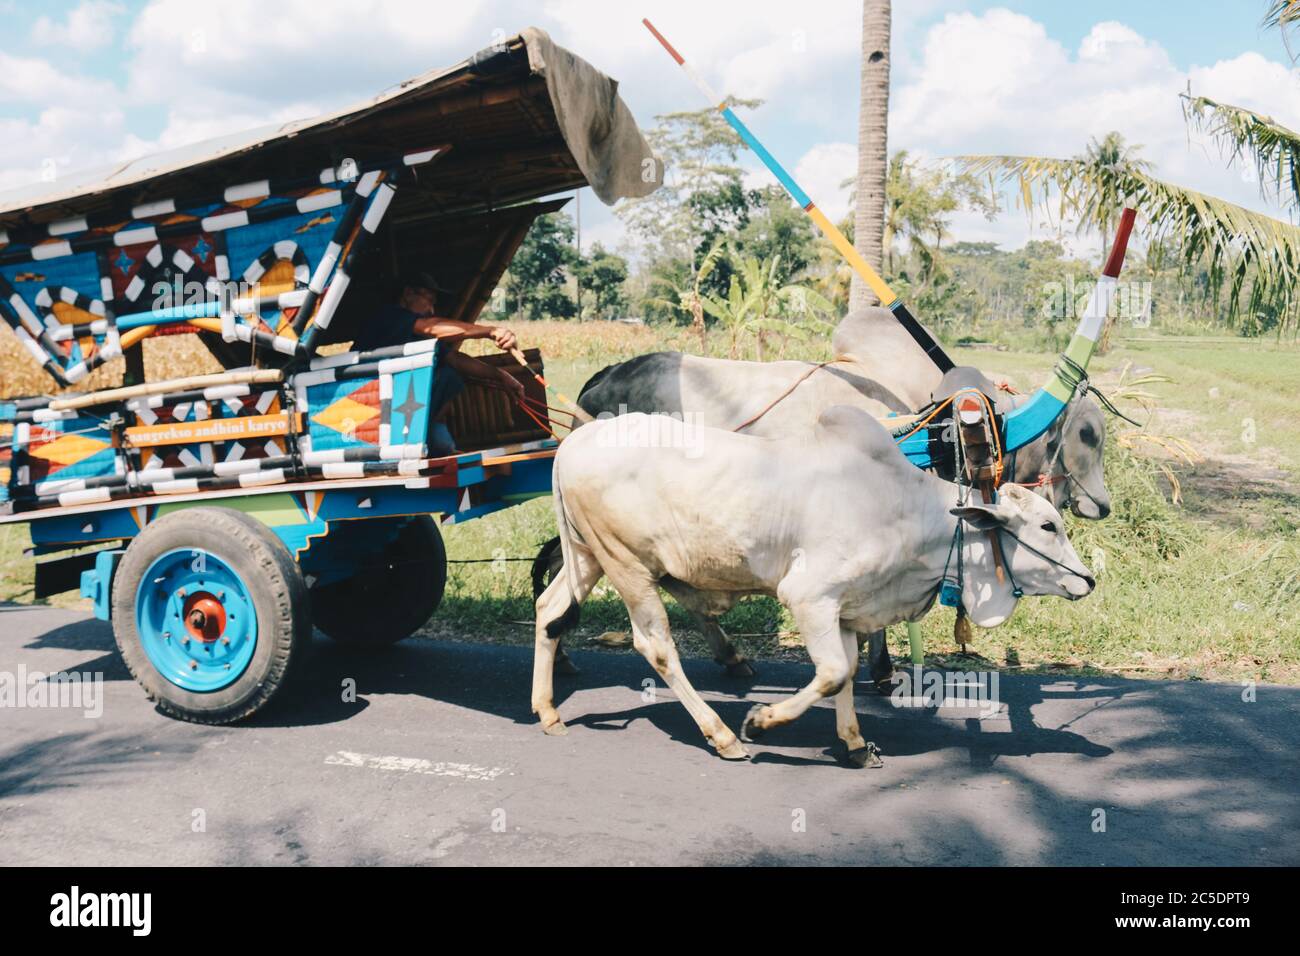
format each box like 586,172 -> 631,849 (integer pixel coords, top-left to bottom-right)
642,18 -> 954,374
507,347 -> 595,424
1000,207 -> 1136,451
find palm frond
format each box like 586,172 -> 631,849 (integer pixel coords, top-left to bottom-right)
951,153 -> 1300,327
1264,0 -> 1300,58
1181,93 -> 1300,209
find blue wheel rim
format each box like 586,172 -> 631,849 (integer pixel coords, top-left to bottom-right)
135,548 -> 257,692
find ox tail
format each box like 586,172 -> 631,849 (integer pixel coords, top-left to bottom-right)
547,458 -> 584,637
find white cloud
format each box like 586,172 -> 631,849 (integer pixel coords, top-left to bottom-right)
125,0 -> 486,106
0,51 -> 118,105
792,142 -> 856,222
31,1 -> 125,52
0,49 -> 131,192
891,9 -> 1300,250
0,106 -> 128,191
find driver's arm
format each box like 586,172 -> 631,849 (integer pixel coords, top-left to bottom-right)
442,349 -> 525,400
410,317 -> 517,351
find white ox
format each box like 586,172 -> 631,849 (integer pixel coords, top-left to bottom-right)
569,307 -> 1112,683
532,408 -> 1095,765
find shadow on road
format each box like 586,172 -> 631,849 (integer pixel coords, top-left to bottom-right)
5,611 -> 1297,865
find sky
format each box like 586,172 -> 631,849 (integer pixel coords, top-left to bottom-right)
2,0 -> 1298,263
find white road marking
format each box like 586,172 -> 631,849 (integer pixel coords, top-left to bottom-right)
324,750 -> 507,782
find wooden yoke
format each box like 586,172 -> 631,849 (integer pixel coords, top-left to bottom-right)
955,391 -> 1003,653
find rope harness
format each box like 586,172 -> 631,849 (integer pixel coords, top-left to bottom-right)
732,360 -> 839,433
1014,355 -> 1139,514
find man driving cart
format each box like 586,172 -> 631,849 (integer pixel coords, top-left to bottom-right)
354,270 -> 525,454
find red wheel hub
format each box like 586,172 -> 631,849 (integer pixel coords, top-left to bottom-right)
183,593 -> 226,643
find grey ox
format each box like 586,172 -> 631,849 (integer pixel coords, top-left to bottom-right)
563,306 -> 1111,681
578,308 -> 1112,520
532,408 -> 1095,765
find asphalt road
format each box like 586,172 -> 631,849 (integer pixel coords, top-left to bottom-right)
1,602 -> 1296,866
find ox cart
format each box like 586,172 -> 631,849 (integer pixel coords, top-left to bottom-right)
0,30 -> 659,723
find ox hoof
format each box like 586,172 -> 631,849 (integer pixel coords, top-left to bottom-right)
740,704 -> 769,743
725,659 -> 757,679
872,673 -> 897,695
539,713 -> 568,736
554,654 -> 581,677
844,743 -> 883,769
715,737 -> 751,761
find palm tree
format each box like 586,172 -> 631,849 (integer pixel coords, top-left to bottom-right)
1079,132 -> 1154,263
1264,0 -> 1300,57
1182,93 -> 1300,210
953,143 -> 1300,337
849,0 -> 891,312
946,5 -> 1300,340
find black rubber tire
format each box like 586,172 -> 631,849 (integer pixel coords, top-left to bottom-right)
111,506 -> 311,724
312,515 -> 447,646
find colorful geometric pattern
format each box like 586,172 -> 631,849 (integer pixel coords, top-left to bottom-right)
17,414 -> 120,489
293,344 -> 437,466
307,378 -> 385,452
0,422 -> 12,506
0,150 -> 438,385
3,339 -> 450,512
132,388 -> 287,472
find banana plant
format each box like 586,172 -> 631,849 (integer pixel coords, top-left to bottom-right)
699,247 -> 835,360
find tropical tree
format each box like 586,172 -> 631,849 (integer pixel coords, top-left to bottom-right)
737,186 -> 818,285
881,151 -> 997,276
615,98 -> 761,264
1181,94 -> 1300,211
1264,0 -> 1300,56
700,247 -> 834,359
830,151 -> 996,317
850,0 -> 891,311
644,241 -> 728,348
953,137 -> 1300,338
504,213 -> 578,320
945,4 -> 1300,339
573,243 -> 629,319
1079,133 -> 1155,262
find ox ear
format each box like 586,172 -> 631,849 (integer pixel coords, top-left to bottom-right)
950,503 -> 1009,532
998,483 -> 1037,506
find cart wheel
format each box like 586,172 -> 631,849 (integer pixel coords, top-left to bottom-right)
312,516 -> 447,646
111,507 -> 310,724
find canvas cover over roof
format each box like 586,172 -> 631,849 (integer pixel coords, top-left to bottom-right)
0,29 -> 662,384
0,27 -> 661,229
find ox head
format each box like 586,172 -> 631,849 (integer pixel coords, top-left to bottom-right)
1047,395 -> 1110,519
1008,393 -> 1112,520
1001,208 -> 1134,514
951,483 -> 1095,628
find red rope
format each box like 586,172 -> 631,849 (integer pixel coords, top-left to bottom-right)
513,396 -> 562,440
1021,473 -> 1067,488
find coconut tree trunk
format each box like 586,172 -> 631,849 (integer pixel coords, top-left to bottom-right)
850,0 -> 891,312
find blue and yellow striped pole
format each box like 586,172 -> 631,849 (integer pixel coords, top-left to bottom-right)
643,18 -> 954,374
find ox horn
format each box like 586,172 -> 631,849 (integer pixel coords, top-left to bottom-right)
1002,208 -> 1137,452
